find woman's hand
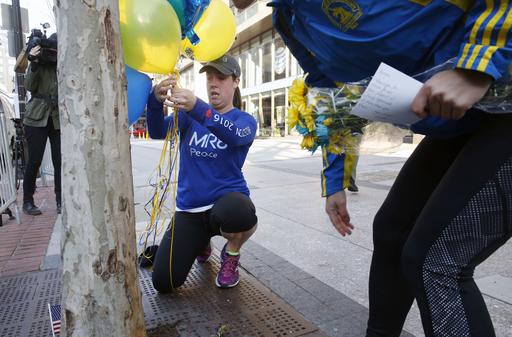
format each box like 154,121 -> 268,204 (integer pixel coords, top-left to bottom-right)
153,75 -> 178,103
325,190 -> 354,237
411,68 -> 493,120
166,88 -> 197,112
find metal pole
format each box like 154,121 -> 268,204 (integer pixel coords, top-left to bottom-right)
12,0 -> 26,119
12,0 -> 23,55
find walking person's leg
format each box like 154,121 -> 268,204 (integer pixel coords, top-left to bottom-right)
47,118 -> 61,212
367,134 -> 471,337
23,125 -> 49,215
401,115 -> 512,337
209,192 -> 258,288
152,212 -> 211,293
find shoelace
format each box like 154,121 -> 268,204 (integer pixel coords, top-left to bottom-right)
221,255 -> 239,275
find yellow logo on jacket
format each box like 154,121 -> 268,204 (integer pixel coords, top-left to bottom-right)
322,0 -> 362,32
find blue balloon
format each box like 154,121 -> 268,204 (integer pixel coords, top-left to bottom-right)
126,65 -> 152,125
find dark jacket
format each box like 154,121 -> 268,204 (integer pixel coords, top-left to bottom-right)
24,62 -> 59,129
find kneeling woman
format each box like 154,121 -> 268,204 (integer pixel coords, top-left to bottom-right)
146,55 -> 258,291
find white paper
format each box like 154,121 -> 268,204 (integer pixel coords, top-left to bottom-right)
350,63 -> 423,125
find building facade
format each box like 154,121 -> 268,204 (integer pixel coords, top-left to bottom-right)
231,1 -> 303,137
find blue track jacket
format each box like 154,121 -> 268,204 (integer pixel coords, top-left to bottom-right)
272,0 -> 512,196
146,93 -> 257,210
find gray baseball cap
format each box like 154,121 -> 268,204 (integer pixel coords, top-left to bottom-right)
199,55 -> 241,78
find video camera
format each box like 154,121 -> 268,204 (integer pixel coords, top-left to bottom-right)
26,23 -> 57,65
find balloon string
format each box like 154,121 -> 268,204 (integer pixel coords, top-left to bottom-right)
139,69 -> 182,263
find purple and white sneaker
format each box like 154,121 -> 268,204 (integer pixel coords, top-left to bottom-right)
216,244 -> 240,288
196,242 -> 212,264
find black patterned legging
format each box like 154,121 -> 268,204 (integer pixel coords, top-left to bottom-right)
366,114 -> 512,337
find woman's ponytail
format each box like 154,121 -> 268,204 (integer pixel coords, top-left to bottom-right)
233,85 -> 242,110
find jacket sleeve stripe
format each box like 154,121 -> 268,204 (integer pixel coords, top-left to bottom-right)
481,1 -> 509,45
466,44 -> 484,68
457,43 -> 472,67
497,7 -> 512,46
477,3 -> 511,72
469,0 -> 495,45
460,0 -> 512,72
477,45 -> 499,70
458,1 -> 494,67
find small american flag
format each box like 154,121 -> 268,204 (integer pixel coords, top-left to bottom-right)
48,303 -> 61,337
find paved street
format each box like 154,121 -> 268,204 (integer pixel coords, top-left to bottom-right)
131,136 -> 512,337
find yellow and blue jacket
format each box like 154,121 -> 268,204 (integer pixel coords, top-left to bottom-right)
272,0 -> 512,196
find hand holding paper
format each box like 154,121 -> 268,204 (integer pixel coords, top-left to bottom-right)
350,63 -> 501,126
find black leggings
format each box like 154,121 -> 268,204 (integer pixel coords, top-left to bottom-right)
152,192 -> 257,293
367,114 -> 512,337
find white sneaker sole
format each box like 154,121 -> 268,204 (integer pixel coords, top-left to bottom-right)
215,275 -> 240,288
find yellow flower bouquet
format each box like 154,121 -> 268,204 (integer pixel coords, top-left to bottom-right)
288,77 -> 367,155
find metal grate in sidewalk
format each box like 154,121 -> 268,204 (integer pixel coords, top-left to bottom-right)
0,269 -> 61,337
142,253 -> 325,337
0,253 -> 326,337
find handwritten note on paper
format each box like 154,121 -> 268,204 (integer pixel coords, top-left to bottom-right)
350,63 -> 423,126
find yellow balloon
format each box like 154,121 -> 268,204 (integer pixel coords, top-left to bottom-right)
181,0 -> 236,62
120,0 -> 181,74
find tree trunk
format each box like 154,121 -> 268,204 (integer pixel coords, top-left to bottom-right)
56,1 -> 146,336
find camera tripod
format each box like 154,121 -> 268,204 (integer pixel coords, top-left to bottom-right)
11,118 -> 27,190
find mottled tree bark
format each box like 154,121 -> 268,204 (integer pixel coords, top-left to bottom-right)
56,1 -> 146,336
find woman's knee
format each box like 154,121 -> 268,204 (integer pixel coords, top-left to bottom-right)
222,222 -> 258,240
211,192 -> 257,233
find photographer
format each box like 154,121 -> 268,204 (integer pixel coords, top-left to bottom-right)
22,32 -> 60,215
